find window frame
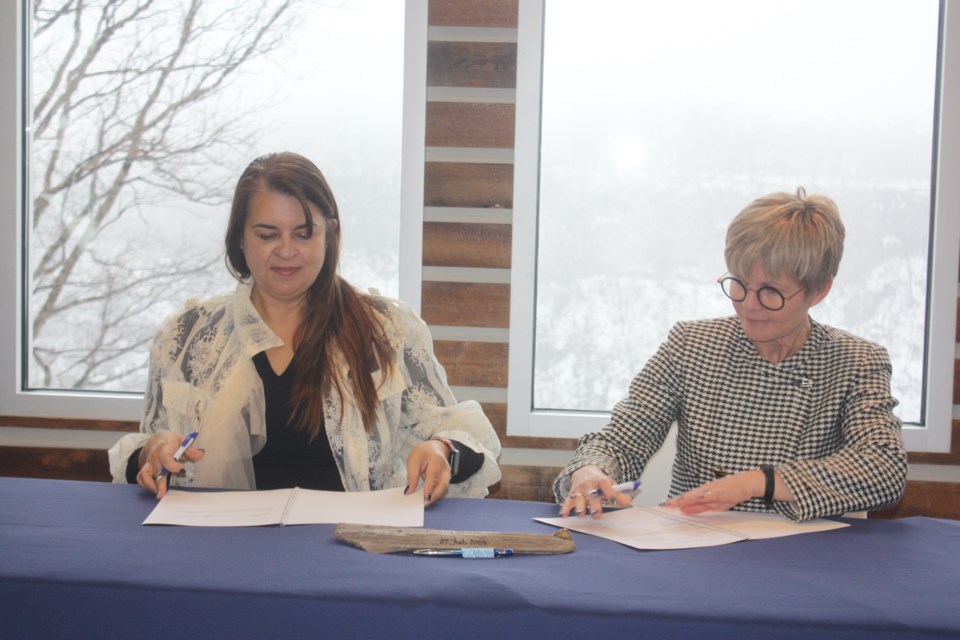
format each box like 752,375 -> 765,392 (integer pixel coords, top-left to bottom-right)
507,0 -> 960,452
0,0 -> 429,422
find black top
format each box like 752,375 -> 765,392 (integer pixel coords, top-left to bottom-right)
251,352 -> 484,488
251,351 -> 345,491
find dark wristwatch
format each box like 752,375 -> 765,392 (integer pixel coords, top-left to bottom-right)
433,437 -> 460,477
760,464 -> 776,506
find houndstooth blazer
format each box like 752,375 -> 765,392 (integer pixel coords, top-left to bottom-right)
554,316 -> 907,522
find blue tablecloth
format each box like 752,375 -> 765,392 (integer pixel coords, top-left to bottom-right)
1,477 -> 958,639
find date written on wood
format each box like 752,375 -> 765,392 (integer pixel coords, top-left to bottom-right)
437,536 -> 492,546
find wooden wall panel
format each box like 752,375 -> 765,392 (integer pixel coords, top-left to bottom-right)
421,282 -> 510,328
487,464 -> 563,502
0,447 -> 111,482
0,415 -> 137,432
421,1 -> 583,498
425,103 -> 515,148
956,357 -> 960,405
423,222 -> 511,268
870,479 -> 960,520
433,340 -> 508,387
429,0 -> 519,28
427,42 -> 517,88
424,162 -> 513,208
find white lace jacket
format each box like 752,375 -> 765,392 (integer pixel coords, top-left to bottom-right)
108,282 -> 502,496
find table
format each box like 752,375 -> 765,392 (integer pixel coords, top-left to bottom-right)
1,477 -> 958,639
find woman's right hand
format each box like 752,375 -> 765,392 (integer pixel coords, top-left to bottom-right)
135,431 -> 204,500
559,465 -> 631,518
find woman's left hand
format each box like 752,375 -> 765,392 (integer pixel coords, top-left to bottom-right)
405,440 -> 452,507
664,470 -> 765,515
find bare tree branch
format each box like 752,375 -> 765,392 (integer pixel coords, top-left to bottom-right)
28,0 -> 309,389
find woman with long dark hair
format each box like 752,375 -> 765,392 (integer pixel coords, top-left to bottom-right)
109,152 -> 501,504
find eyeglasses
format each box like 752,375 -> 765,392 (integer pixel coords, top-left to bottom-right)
717,276 -> 804,311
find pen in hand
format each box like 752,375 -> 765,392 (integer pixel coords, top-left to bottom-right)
158,430 -> 200,478
585,479 -> 642,498
158,401 -> 202,479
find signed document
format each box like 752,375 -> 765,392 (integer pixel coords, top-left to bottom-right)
143,486 -> 424,528
535,505 -> 849,550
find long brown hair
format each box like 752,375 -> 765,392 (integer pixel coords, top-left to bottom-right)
225,152 -> 395,438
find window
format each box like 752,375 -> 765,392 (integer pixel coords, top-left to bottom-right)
509,0 -> 959,452
0,0 -> 427,420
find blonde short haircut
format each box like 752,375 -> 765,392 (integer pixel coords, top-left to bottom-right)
725,187 -> 845,294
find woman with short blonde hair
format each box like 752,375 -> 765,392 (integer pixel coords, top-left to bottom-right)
725,187 -> 845,294
555,188 -> 906,523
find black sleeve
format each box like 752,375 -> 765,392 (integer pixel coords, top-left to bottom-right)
449,440 -> 484,484
125,447 -> 143,484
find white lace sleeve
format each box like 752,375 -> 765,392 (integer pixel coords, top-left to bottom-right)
394,302 -> 502,497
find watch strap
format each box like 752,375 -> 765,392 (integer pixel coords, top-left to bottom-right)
760,464 -> 775,505
432,437 -> 460,477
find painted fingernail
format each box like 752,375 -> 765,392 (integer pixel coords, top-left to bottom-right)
177,469 -> 186,477
426,493 -> 433,502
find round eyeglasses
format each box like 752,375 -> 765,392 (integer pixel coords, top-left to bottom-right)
717,276 -> 804,311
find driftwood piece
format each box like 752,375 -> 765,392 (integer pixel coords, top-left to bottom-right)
334,523 -> 576,555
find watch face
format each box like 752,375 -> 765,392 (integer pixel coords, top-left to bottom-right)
449,450 -> 460,477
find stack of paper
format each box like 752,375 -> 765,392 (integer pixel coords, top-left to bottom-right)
536,505 -> 848,550
143,486 -> 424,527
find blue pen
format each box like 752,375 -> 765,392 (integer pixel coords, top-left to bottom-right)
158,401 -> 202,479
158,429 -> 200,478
413,548 -> 514,559
586,479 -> 642,498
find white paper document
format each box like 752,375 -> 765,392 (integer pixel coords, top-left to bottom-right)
143,486 -> 424,527
535,505 -> 849,550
